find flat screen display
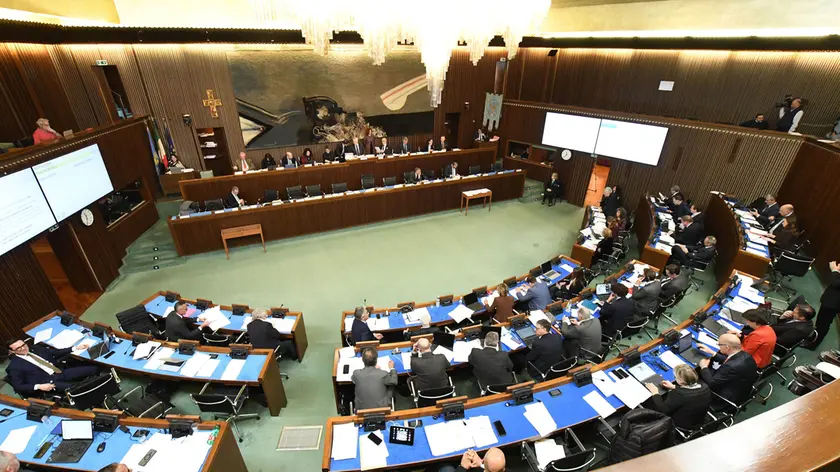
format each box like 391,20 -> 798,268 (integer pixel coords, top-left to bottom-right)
594,119 -> 669,166
33,144 -> 114,222
0,169 -> 58,257
541,112 -> 601,153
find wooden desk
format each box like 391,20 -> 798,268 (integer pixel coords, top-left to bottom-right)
461,188 -> 492,215
179,147 -> 497,204
503,156 -> 553,183
570,206 -> 596,268
160,170 -> 198,195
169,171 -> 526,256
634,195 -> 671,271
705,193 -> 771,284
222,224 -> 266,259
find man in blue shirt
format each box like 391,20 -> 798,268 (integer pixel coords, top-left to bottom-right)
517,275 -> 552,311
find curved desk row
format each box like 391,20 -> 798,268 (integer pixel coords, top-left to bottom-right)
705,193 -> 772,285
140,291 -> 308,361
570,206 -> 607,268
339,255 -> 581,345
634,195 -> 672,272
0,395 -> 246,472
169,170 -> 526,256
179,147 -> 497,204
22,312 -> 287,416
322,271 -> 758,471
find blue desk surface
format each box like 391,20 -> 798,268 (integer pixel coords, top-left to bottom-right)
0,405 -> 212,471
26,317 -> 267,383
740,222 -> 772,258
144,295 -> 298,334
342,258 -> 580,333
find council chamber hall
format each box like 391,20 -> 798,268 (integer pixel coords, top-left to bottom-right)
0,1 -> 839,471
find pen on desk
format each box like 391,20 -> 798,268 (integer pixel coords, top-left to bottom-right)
36,433 -> 53,449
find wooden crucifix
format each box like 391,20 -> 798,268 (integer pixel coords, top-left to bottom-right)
202,89 -> 222,118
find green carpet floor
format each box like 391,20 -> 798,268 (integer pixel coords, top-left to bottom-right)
14,184 -> 834,471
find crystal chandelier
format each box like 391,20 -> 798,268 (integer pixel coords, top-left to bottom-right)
253,0 -> 550,107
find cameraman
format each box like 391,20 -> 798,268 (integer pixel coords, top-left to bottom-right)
776,96 -> 804,133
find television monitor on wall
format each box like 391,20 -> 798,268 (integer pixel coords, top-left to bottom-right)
541,112 -> 601,154
33,144 -> 114,222
0,169 -> 59,257
594,119 -> 669,166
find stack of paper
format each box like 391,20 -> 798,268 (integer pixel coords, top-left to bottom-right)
433,346 -> 455,363
453,339 -> 482,363
331,423 -> 358,460
612,376 -> 652,409
448,304 -> 474,323
270,317 -> 296,333
337,357 -> 365,382
534,439 -> 566,470
582,240 -> 598,250
697,332 -> 720,349
658,234 -> 675,245
464,416 -> 498,447
33,328 -> 53,345
199,306 -> 230,331
658,350 -> 687,368
180,352 -> 212,377
0,425 -> 36,454
592,370 -> 616,397
366,317 -> 390,331
500,327 -> 522,350
528,310 -> 550,326
738,286 -> 765,304
144,347 -> 175,370
406,307 -> 430,325
559,263 -> 575,273
425,421 -> 475,456
400,352 -> 413,370
48,329 -> 85,349
221,359 -> 246,380
583,391 -> 617,418
523,402 -> 557,437
359,430 -> 389,470
724,297 -> 757,314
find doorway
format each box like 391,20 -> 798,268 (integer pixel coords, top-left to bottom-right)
583,163 -> 610,207
444,113 -> 460,148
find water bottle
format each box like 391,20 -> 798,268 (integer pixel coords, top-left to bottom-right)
207,425 -> 220,445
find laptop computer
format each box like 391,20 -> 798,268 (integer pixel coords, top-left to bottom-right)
720,307 -> 748,325
675,333 -> 710,366
432,332 -> 455,350
626,362 -> 666,394
513,324 -> 537,348
595,283 -> 612,300
462,292 -> 484,312
540,261 -> 560,280
169,167 -> 183,174
86,338 -> 110,360
702,318 -> 730,337
48,420 -> 93,464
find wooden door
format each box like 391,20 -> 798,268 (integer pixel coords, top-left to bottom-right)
583,163 -> 610,207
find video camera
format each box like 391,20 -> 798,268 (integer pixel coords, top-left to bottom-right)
776,94 -> 806,109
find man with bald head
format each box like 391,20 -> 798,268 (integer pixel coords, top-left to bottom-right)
768,204 -> 794,235
410,337 -> 449,391
0,452 -> 19,472
698,333 -> 758,408
442,447 -> 506,471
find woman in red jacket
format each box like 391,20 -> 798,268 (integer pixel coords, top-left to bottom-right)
730,308 -> 776,369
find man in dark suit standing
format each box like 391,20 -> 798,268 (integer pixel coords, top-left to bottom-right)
698,334 -> 758,408
350,306 -> 383,344
410,338 -> 449,391
751,194 -> 780,227
436,135 -> 449,151
669,236 -> 717,268
599,283 -> 635,338
542,172 -> 564,206
659,264 -> 690,300
399,136 -> 411,154
6,338 -> 96,396
223,186 -> 244,208
807,261 -> 840,349
600,186 -> 620,217
166,301 -> 209,342
526,320 -> 564,379
444,161 -> 459,179
674,215 -> 703,246
246,309 -> 298,360
773,303 -> 815,351
468,332 -> 514,386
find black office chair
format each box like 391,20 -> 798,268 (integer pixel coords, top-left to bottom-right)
104,385 -> 172,419
408,376 -> 456,408
476,372 -> 518,396
767,252 -> 815,301
361,174 -> 375,189
710,379 -> 773,422
468,164 -> 481,175
687,250 -> 717,292
204,199 -> 224,211
115,305 -> 163,338
191,384 -> 260,443
263,189 -> 279,203
403,171 -> 414,183
201,332 -> 231,347
332,182 -> 348,193
65,371 -> 121,410
383,176 -> 397,186
491,162 -> 503,172
522,429 -> 597,472
286,185 -> 305,200
425,169 -> 436,179
768,330 -> 816,385
618,313 -> 653,346
306,184 -> 323,197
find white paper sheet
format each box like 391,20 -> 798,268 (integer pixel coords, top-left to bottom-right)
500,328 -> 522,350
376,356 -> 392,371
528,310 -> 550,326
697,332 -> 720,349
613,375 -> 652,409
133,342 -> 160,360
198,306 -> 230,331
724,297 -> 757,314
400,352 -> 412,370
271,317 -> 296,334
465,416 -> 498,448
331,423 -> 359,460
143,347 -> 174,370
344,317 -> 354,332
366,317 -> 391,331
433,346 -> 454,363
48,329 -> 85,349
746,247 -> 768,257
658,234 -> 675,245
448,304 -> 474,323
34,328 -> 52,345
337,357 -> 365,382
628,363 -> 657,382
196,359 -> 220,377
592,370 -> 616,397
523,402 -> 557,437
658,350 -> 687,368
738,286 -> 765,304
535,438 -> 566,470
654,242 -> 673,252
0,425 -> 36,454
453,339 -> 482,363
179,352 -> 211,377
583,391 -> 617,418
425,421 -> 474,457
221,359 -> 246,380
406,307 -> 430,324
338,347 -> 355,359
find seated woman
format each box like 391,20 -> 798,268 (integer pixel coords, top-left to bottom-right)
606,216 -> 619,237
768,214 -> 799,256
615,207 -> 628,232
590,228 -> 615,267
486,284 -> 515,323
644,364 -> 711,431
300,148 -> 315,165
733,308 -> 777,369
550,267 -> 587,300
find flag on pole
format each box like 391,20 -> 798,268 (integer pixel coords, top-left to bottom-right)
163,118 -> 177,158
150,117 -> 169,171
145,122 -> 162,175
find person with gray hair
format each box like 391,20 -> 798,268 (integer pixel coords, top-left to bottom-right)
246,308 -> 298,360
698,333 -> 758,408
351,306 -> 383,343
32,117 -> 62,145
413,310 -> 440,337
561,306 -> 602,359
469,331 -> 514,386
0,451 -> 19,472
352,348 -> 397,410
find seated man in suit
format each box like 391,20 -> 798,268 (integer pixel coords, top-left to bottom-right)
246,309 -> 298,361
674,215 -> 703,246
772,303 -> 815,352
322,147 -> 333,162
517,275 -> 552,312
474,128 -> 488,142
751,194 -> 780,227
698,333 -> 758,409
436,135 -> 449,151
632,269 -> 662,316
468,332 -> 514,386
166,301 -> 210,342
669,235 -> 717,268
542,172 -> 564,206
351,348 -> 397,410
444,161 -> 459,179
223,186 -> 244,208
660,264 -> 690,300
350,306 -> 383,344
421,138 -> 435,153
408,167 -> 425,184
410,338 -> 449,391
377,137 -> 391,155
526,320 -> 564,379
767,204 -> 795,236
600,186 -> 620,217
412,311 -> 440,337
689,203 -> 704,228
281,151 -> 299,168
448,448 -> 506,472
260,152 -> 276,169
6,338 -> 97,396
561,307 -> 602,359
599,283 -> 634,338
233,151 -> 256,172
398,136 -> 411,154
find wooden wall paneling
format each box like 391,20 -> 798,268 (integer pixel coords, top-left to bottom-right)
58,45 -> 117,127
9,44 -> 79,135
46,45 -> 100,130
0,245 -> 63,341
